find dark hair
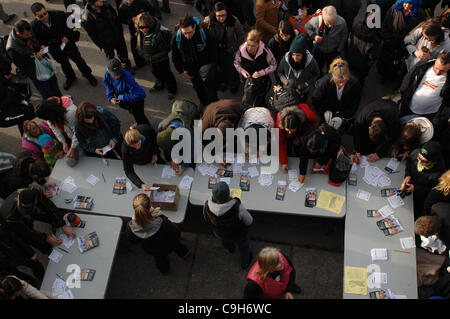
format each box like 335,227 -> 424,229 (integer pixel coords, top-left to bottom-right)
31,2 -> 45,14
400,122 -> 422,152
438,51 -> 450,65
209,2 -> 236,26
0,54 -> 12,77
275,20 -> 295,43
76,101 -> 100,135
0,277 -> 22,299
36,97 -> 67,126
14,20 -> 31,34
422,19 -> 444,44
369,119 -> 387,144
30,160 -> 51,178
306,129 -> 327,154
179,14 -> 195,28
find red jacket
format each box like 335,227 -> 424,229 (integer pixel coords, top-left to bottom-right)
247,253 -> 293,299
275,103 -> 318,165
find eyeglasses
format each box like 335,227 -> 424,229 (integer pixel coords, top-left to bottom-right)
335,63 -> 344,67
216,14 -> 226,18
139,25 -> 150,29
37,11 -> 48,19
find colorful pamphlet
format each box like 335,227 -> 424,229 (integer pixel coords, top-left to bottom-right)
305,188 -> 317,207
112,177 -> 127,194
376,216 -> 404,236
275,181 -> 287,200
208,177 -> 217,189
367,209 -> 381,218
80,268 -> 96,281
381,188 -> 400,197
77,232 -> 99,253
240,172 -> 250,191
73,195 -> 94,210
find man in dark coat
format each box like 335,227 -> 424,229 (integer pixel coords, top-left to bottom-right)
353,98 -> 401,162
82,0 -> 132,71
31,2 -> 97,90
0,187 -> 76,255
118,0 -> 154,69
171,15 -> 218,108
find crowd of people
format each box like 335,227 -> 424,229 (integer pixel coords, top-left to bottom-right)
1,0 -> 450,299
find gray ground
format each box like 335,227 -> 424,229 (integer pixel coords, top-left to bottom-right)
0,0 -> 436,299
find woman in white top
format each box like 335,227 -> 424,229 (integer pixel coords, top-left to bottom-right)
0,275 -> 49,299
36,96 -> 82,167
404,19 -> 450,71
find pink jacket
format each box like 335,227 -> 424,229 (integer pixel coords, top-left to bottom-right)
234,41 -> 277,77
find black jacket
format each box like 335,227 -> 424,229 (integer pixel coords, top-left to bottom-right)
0,152 -> 38,200
399,59 -> 450,130
424,188 -> 450,216
381,4 -> 426,43
5,30 -> 40,78
299,125 -> 341,175
121,124 -> 160,188
405,148 -> 446,194
171,22 -> 216,76
118,0 -> 153,33
0,76 -> 26,112
0,189 -> 66,248
312,73 -> 362,121
82,1 -> 124,49
31,10 -> 80,55
353,99 -> 401,157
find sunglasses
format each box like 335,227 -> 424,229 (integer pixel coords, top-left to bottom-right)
37,11 -> 48,19
418,154 -> 431,164
139,25 -> 150,29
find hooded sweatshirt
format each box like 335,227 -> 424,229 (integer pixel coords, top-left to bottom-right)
278,50 -> 320,93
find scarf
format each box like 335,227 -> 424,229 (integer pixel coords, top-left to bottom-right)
417,161 -> 435,172
288,53 -> 306,71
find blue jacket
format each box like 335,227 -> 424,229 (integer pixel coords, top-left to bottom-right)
103,69 -> 146,103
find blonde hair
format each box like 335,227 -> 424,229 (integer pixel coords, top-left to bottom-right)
133,11 -> 155,34
247,29 -> 262,44
132,193 -> 158,228
434,170 -> 450,196
125,126 -> 142,146
255,247 -> 282,282
329,57 -> 350,84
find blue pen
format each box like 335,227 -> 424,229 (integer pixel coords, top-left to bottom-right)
102,172 -> 106,183
56,273 -> 65,281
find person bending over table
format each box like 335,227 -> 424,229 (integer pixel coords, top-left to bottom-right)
244,246 -> 301,299
75,102 -> 123,159
122,125 -> 165,191
401,141 -> 446,219
126,193 -> 191,274
297,123 -> 341,183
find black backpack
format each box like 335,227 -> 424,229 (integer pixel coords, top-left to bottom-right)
328,147 -> 355,187
268,86 -> 301,112
242,77 -> 271,108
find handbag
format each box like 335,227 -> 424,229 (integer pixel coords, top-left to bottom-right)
35,57 -> 56,81
328,146 -> 357,187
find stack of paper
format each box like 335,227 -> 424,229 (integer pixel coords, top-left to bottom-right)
48,249 -> 63,263
387,195 -> 404,209
220,177 -> 231,185
86,174 -> 100,186
363,166 -> 386,187
52,278 -> 74,299
161,166 -> 176,179
178,175 -> 194,189
247,166 -> 259,178
377,175 -> 391,187
288,169 -> 298,182
60,176 -> 77,193
371,248 -> 388,261
378,205 -> 394,218
59,234 -> 75,249
153,190 -> 176,203
356,189 -> 371,201
400,237 -> 416,249
368,272 -> 388,286
258,174 -> 273,187
385,158 -> 400,173
197,163 -> 210,176
288,181 -> 304,192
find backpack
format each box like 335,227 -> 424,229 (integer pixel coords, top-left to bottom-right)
161,99 -> 200,131
242,77 -> 271,108
175,17 -> 207,50
328,146 -> 356,187
160,26 -> 173,50
269,86 -> 301,112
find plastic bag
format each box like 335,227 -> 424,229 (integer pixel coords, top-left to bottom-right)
35,57 -> 56,81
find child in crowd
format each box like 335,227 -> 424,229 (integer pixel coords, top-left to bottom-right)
38,133 -> 63,167
415,216 -> 447,255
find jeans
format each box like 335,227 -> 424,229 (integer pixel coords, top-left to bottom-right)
218,53 -> 240,90
50,42 -> 92,80
149,241 -> 189,273
213,230 -> 251,267
119,100 -> 150,126
152,59 -> 177,94
103,37 -> 131,69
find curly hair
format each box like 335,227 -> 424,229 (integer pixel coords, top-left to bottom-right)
415,216 -> 441,237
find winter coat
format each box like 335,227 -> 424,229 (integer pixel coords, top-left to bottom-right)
171,20 -> 216,77
404,27 -> 450,71
424,188 -> 450,216
121,124 -> 160,188
31,10 -> 80,56
0,76 -> 27,113
381,3 -> 426,43
238,107 -> 275,130
82,1 -> 125,50
126,212 -> 183,255
135,20 -> 170,65
312,73 -> 362,122
275,103 -> 318,165
21,121 -> 54,163
0,188 -> 65,249
203,198 -> 253,239
75,106 -> 123,155
201,99 -> 244,132
234,41 -> 277,77
353,99 -> 401,157
5,30 -> 40,78
277,50 -> 320,95
45,97 -> 79,151
298,125 -> 341,175
205,14 -> 244,56
118,0 -> 153,32
267,35 -> 294,65
399,59 -> 450,130
305,13 -> 348,54
103,69 -> 146,103
255,0 -> 280,44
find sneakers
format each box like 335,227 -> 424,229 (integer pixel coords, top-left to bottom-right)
2,14 -> 17,24
149,80 -> 164,93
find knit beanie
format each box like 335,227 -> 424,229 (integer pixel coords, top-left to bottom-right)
419,141 -> 442,163
212,181 -> 230,203
289,34 -> 307,54
38,134 -> 54,148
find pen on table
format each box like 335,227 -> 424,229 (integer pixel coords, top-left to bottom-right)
102,172 -> 106,183
389,170 -> 400,175
394,250 -> 411,254
57,246 -> 70,254
56,273 -> 65,281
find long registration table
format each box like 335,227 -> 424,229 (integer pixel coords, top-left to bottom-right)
344,158 -> 417,299
48,156 -> 194,223
40,213 -> 122,299
189,157 -> 346,218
